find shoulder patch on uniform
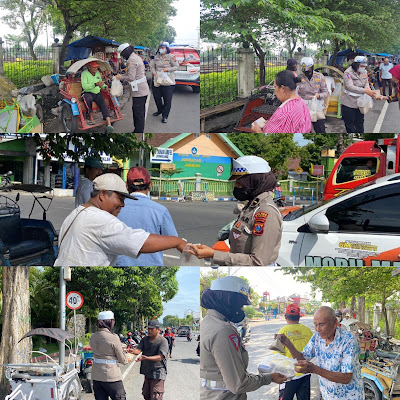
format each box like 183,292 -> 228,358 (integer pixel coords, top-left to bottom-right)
253,222 -> 265,236
229,334 -> 239,351
254,212 -> 269,222
346,73 -> 351,79
232,232 -> 242,240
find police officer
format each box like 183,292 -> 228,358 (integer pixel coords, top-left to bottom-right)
341,55 -> 376,133
150,42 -> 179,123
190,156 -> 282,266
90,310 -> 128,400
116,43 -> 149,133
297,57 -> 328,133
200,276 -> 286,400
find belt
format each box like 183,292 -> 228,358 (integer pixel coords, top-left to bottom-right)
93,358 -> 117,365
201,379 -> 228,391
130,76 -> 147,92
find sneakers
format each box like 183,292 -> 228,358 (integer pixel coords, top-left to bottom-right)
162,117 -> 168,123
153,111 -> 162,116
106,125 -> 114,133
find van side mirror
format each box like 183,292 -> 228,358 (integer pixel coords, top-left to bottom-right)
308,214 -> 330,233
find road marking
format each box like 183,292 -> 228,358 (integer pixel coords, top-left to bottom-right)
373,101 -> 389,133
145,95 -> 150,120
122,353 -> 141,381
164,254 -> 180,259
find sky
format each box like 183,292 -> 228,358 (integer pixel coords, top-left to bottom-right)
0,0 -> 200,48
201,267 -> 323,303
160,267 -> 200,320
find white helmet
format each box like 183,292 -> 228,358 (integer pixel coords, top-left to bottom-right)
230,156 -> 271,180
98,310 -> 115,320
300,57 -> 314,71
354,55 -> 367,65
117,43 -> 130,53
210,276 -> 251,304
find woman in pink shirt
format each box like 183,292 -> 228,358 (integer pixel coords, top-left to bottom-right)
252,70 -> 312,134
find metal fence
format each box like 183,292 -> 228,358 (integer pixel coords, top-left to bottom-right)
1,43 -> 53,88
200,47 -> 289,109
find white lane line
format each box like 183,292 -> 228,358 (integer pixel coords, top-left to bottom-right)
122,353 -> 141,380
373,101 -> 389,133
145,95 -> 150,120
164,254 -> 181,259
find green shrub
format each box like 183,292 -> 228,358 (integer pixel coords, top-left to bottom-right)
254,312 -> 265,319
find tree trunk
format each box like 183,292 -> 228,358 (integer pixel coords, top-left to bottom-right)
0,267 -> 32,393
337,133 -> 345,155
381,289 -> 390,336
358,296 -> 365,323
330,39 -> 341,67
59,28 -> 74,72
350,296 -> 356,317
250,38 -> 266,86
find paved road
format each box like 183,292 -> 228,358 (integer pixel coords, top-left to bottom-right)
246,317 -> 320,400
80,336 -> 199,400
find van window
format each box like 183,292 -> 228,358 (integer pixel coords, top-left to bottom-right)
334,157 -> 379,184
326,185 -> 400,233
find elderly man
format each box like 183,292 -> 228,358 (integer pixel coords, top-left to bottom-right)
379,58 -> 394,97
277,306 -> 363,400
54,173 -> 187,266
75,156 -> 104,207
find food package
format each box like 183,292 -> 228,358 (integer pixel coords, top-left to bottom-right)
157,71 -> 173,86
308,97 -> 318,122
258,353 -> 296,379
19,94 -> 36,117
357,93 -> 374,114
110,77 -> 123,97
268,338 -> 285,352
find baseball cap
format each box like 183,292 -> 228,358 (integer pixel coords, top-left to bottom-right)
147,320 -> 160,329
88,61 -> 100,68
98,310 -> 114,320
85,156 -> 104,169
93,173 -> 137,200
285,303 -> 300,316
210,276 -> 251,305
127,167 -> 151,185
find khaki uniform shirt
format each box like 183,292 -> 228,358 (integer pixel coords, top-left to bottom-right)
213,192 -> 282,266
120,52 -> 149,98
341,66 -> 369,109
297,71 -> 329,100
90,328 -> 128,382
200,309 -> 272,400
150,53 -> 179,86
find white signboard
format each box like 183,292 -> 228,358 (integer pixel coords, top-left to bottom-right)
66,291 -> 84,310
150,147 -> 174,164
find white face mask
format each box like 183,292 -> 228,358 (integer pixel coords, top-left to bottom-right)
159,48 -> 166,55
358,67 -> 366,74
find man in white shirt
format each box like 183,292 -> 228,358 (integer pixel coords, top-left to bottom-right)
75,156 -> 104,207
379,58 -> 394,97
55,173 -> 187,266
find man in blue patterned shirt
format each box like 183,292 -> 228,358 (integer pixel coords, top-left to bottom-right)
277,306 -> 364,400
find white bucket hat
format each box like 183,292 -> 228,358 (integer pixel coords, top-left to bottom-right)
98,310 -> 115,320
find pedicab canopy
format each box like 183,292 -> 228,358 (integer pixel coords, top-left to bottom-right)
18,328 -> 75,343
67,58 -> 112,74
65,36 -> 121,61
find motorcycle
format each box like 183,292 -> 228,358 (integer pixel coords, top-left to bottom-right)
187,332 -> 193,342
78,344 -> 94,393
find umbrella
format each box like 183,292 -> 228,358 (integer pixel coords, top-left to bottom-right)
19,328 -> 75,343
67,58 -> 112,74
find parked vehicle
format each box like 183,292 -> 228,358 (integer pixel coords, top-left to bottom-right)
78,344 -> 94,393
59,58 -> 123,133
324,137 -> 400,200
0,184 -> 58,266
277,174 -> 400,267
5,328 -> 82,400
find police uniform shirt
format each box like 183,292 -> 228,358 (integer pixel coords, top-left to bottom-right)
119,52 -> 149,97
90,328 -> 128,382
200,309 -> 272,400
297,71 -> 329,100
341,66 -> 369,109
213,192 -> 282,266
150,53 -> 179,86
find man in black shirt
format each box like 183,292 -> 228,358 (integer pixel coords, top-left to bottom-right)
130,320 -> 169,399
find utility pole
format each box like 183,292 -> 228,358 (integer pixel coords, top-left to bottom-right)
59,267 -> 66,371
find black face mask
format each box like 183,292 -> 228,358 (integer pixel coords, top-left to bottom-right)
233,187 -> 252,201
304,69 -> 313,79
228,308 -> 246,323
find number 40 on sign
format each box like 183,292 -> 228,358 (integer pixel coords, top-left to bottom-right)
66,291 -> 84,310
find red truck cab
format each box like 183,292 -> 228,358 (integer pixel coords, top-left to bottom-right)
323,137 -> 400,200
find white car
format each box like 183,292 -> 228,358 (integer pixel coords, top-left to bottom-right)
277,174 -> 400,267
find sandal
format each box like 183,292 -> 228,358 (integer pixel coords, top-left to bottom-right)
87,120 -> 95,125
106,125 -> 114,134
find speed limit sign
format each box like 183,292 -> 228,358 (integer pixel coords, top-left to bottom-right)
66,291 -> 84,310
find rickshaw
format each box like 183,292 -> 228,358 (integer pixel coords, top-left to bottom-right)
4,328 -> 82,400
59,58 -> 123,133
0,184 -> 58,266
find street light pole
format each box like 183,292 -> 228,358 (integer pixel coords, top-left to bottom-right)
59,267 -> 66,371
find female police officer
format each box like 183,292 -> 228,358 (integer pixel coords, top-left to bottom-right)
201,276 -> 286,399
90,310 -> 128,400
190,156 -> 282,266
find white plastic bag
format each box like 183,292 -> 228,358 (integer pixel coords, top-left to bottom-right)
19,94 -> 36,117
258,353 -> 297,379
110,77 -> 123,97
308,97 -> 318,122
357,93 -> 374,114
157,71 -> 173,86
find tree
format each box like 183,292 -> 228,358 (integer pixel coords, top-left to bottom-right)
163,315 -> 180,328
0,0 -> 49,60
244,306 -> 255,319
0,267 -> 32,393
164,25 -> 176,45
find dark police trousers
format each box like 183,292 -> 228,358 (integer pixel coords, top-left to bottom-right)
132,95 -> 147,133
279,374 -> 310,400
152,85 -> 175,118
93,380 -> 126,400
82,92 -> 111,119
312,119 -> 326,133
342,104 -> 364,133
